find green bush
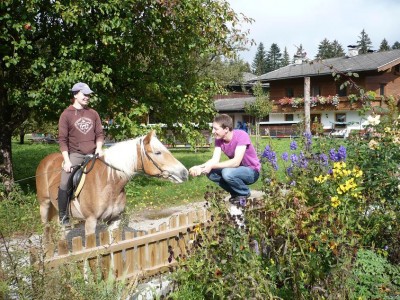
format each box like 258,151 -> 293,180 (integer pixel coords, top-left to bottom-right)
347,249 -> 400,300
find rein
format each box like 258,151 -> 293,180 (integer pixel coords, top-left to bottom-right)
97,156 -> 127,174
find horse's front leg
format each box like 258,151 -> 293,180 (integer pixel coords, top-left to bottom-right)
85,216 -> 97,235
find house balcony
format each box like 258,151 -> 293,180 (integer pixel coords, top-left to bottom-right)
272,95 -> 390,113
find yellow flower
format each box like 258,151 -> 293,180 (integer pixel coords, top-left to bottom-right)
384,127 -> 391,133
193,224 -> 202,234
352,168 -> 363,178
331,196 -> 341,208
314,174 -> 329,183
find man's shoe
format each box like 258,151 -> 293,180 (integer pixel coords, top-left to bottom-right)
229,195 -> 250,207
59,215 -> 71,228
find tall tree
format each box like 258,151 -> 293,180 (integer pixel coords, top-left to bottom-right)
281,47 -> 290,67
265,43 -> 282,72
316,39 -> 345,59
392,41 -> 400,49
316,38 -> 333,59
207,57 -> 250,87
251,42 -> 268,75
0,0 -> 252,188
357,29 -> 373,54
331,40 -> 345,57
379,38 -> 391,51
244,82 -> 272,152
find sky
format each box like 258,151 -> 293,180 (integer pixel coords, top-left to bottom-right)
228,0 -> 400,64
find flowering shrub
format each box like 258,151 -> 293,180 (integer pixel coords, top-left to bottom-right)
171,110 -> 400,299
278,94 -> 340,108
346,105 -> 400,255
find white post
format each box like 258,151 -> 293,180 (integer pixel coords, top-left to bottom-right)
304,77 -> 311,134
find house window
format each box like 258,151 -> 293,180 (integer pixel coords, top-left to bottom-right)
310,114 -> 321,123
286,88 -> 294,97
337,84 -> 347,96
260,115 -> 269,122
379,84 -> 386,96
311,86 -> 321,97
335,113 -> 346,128
285,114 -> 294,121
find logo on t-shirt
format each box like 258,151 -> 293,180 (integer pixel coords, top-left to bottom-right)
75,117 -> 93,134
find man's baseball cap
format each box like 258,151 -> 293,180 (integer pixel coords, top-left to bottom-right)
70,82 -> 94,94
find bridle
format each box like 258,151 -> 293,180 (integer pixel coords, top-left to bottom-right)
139,138 -> 172,179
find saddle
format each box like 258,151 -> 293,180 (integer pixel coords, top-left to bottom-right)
66,154 -> 97,200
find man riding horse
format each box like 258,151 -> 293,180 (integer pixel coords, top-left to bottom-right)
57,82 -> 104,226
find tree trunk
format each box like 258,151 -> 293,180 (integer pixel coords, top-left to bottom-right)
0,99 -> 28,193
19,127 -> 25,144
0,130 -> 14,193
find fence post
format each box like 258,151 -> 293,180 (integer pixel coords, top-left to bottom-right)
124,231 -> 135,278
112,230 -> 123,279
85,233 -> 98,280
71,236 -> 84,274
100,231 -> 111,279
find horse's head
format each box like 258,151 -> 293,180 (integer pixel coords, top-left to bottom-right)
140,131 -> 189,183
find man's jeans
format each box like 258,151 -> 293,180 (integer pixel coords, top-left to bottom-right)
207,166 -> 259,197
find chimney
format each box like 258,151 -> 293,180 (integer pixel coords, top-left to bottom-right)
294,51 -> 307,65
347,45 -> 359,57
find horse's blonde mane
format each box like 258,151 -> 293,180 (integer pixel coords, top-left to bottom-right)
103,138 -> 140,180
103,135 -> 167,180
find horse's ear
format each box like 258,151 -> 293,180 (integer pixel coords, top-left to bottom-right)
143,130 -> 156,145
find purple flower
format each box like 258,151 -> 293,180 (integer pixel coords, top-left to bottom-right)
290,153 -> 298,164
299,159 -> 309,169
262,145 -> 272,158
286,166 -> 293,176
337,145 -> 347,161
319,153 -> 329,166
290,140 -> 297,150
262,145 -> 278,170
290,180 -> 296,186
281,152 -> 289,161
329,146 -> 347,162
304,132 -> 312,151
298,152 -> 308,168
329,148 -> 338,162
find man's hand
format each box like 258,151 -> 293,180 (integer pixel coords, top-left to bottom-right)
95,148 -> 104,157
63,160 -> 73,173
189,165 -> 204,177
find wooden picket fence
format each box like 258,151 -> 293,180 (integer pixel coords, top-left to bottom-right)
30,208 -> 211,282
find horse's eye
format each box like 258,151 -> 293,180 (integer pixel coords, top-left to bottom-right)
155,151 -> 162,155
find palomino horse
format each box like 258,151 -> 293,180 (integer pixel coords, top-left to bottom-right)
36,130 -> 188,235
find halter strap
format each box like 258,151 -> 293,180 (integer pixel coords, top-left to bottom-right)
139,138 -> 171,179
